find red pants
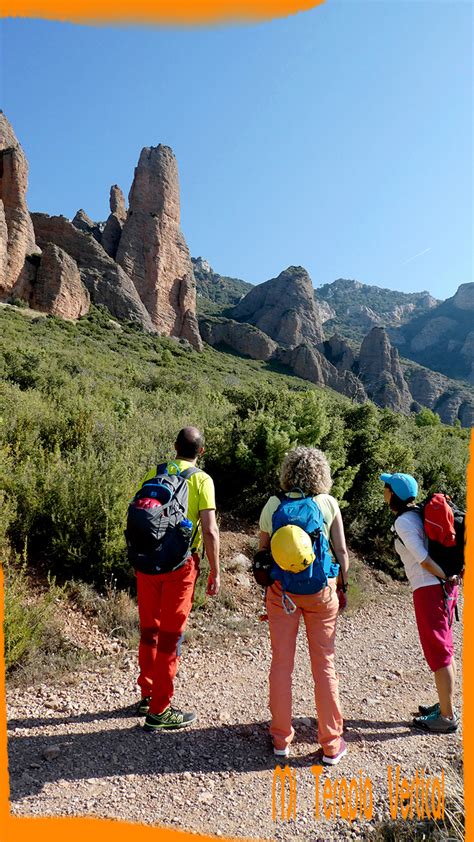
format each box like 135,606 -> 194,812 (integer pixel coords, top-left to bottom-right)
136,554 -> 199,714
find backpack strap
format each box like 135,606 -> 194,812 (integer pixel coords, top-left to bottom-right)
180,466 -> 202,551
180,466 -> 202,480
393,505 -> 422,545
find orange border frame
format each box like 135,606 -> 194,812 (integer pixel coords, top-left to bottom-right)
1,0 -> 324,24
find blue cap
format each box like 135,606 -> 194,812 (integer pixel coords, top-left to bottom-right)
380,472 -> 418,501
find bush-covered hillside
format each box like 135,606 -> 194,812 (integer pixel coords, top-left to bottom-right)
0,304 -> 469,587
193,261 -> 253,315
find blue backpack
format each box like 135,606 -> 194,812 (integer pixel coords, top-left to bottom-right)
271,492 -> 339,596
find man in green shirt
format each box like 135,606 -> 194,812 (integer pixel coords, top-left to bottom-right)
137,426 -> 220,731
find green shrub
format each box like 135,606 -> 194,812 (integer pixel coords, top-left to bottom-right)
0,306 -> 469,591
3,562 -> 65,671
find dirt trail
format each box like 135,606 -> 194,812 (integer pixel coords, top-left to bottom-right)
7,536 -> 464,841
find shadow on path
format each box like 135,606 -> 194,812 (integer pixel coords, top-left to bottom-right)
8,710 -> 417,801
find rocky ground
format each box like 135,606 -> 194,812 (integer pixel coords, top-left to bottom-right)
6,525 -> 464,841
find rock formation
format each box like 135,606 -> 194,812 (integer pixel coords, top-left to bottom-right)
101,185 -> 127,260
409,316 -> 457,354
0,200 -> 8,284
461,333 -> 474,385
31,213 -> 154,330
358,327 -> 412,413
277,342 -> 366,402
229,266 -> 324,347
452,283 -> 474,312
116,145 -> 202,350
315,298 -> 336,324
198,316 -> 277,360
404,367 -> 445,410
403,364 -> 474,426
388,282 -> 474,383
0,111 -> 38,298
72,209 -> 102,243
323,334 -> 355,372
30,243 -> 90,320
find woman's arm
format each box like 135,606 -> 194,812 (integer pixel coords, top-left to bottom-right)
420,556 -> 448,579
330,509 -> 350,586
259,531 -> 271,551
395,513 -> 446,579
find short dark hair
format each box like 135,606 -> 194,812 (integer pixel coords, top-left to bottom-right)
388,487 -> 416,514
175,426 -> 204,459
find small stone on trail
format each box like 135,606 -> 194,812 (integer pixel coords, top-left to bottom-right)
42,746 -> 61,761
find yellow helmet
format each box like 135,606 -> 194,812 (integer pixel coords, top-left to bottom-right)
270,525 -> 315,573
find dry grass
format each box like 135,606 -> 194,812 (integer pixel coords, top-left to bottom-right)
368,767 -> 464,842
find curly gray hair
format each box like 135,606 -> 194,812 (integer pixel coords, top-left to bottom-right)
279,446 -> 333,496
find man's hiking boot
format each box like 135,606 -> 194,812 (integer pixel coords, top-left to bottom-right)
412,710 -> 458,733
143,706 -> 196,731
136,696 -> 151,716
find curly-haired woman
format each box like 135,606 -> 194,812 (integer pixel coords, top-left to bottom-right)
258,446 -> 349,764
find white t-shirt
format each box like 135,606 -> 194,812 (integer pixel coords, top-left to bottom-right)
393,509 -> 439,592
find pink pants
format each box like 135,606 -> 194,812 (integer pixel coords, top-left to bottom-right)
266,579 -> 343,756
413,582 -> 458,672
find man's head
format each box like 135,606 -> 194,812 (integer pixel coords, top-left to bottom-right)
175,426 -> 205,460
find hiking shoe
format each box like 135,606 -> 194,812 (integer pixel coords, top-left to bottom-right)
418,701 -> 440,716
136,696 -> 151,716
273,746 -> 290,759
143,706 -> 196,731
322,738 -> 348,766
417,703 -> 460,722
412,710 -> 458,733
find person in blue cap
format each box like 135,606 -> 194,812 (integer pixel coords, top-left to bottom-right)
380,472 -> 459,734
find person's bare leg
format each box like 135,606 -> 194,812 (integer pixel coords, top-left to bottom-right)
435,661 -> 455,718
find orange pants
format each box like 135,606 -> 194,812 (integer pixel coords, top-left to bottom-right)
136,554 -> 199,714
266,579 -> 343,756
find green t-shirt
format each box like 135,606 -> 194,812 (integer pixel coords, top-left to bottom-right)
142,459 -> 215,551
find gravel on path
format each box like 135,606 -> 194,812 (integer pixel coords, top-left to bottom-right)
7,564 -> 464,841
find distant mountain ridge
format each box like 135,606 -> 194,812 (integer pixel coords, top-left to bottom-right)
195,260 -> 473,388
388,283 -> 474,385
316,278 -> 439,340
196,259 -> 474,427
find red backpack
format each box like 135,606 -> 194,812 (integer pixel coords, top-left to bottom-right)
418,493 -> 465,578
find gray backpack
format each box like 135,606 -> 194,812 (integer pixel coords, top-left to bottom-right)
125,462 -> 200,574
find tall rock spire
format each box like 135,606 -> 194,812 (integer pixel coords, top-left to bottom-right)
116,145 -> 202,350
0,111 -> 37,297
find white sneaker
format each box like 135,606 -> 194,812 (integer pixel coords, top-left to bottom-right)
274,746 -> 290,758
322,738 -> 347,766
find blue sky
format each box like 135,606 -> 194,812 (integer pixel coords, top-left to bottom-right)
1,1 -> 472,300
